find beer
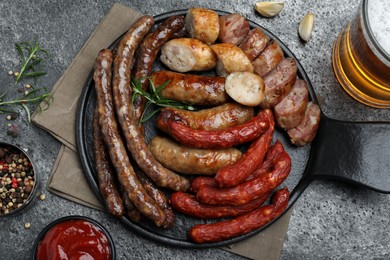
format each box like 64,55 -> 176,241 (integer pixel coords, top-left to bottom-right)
332,0 -> 390,108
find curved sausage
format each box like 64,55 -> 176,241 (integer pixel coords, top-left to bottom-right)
189,188 -> 289,243
133,15 -> 186,124
150,70 -> 228,106
211,43 -> 253,77
260,57 -> 297,108
149,136 -> 242,175
239,27 -> 270,61
93,108 -> 124,218
170,192 -> 270,219
160,38 -> 217,72
287,101 -> 321,146
274,79 -> 309,130
185,8 -> 219,44
218,13 -> 250,45
156,103 -> 254,133
167,112 -> 270,149
112,17 -> 190,192
215,109 -> 274,187
120,188 -> 142,222
197,150 -> 291,206
252,40 -> 284,77
190,176 -> 218,193
94,48 -> 166,227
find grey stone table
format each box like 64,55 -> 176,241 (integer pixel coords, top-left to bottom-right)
1,0 -> 389,259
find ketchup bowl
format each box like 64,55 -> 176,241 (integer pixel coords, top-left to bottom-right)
31,215 -> 116,260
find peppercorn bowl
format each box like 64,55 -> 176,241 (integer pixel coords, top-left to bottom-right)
31,215 -> 116,260
0,141 -> 40,217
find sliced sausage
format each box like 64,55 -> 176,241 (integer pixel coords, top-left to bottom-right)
185,8 -> 219,44
160,38 -> 217,72
239,27 -> 270,61
274,79 -> 309,130
287,101 -> 321,146
150,70 -> 228,106
132,15 -> 186,125
149,136 -> 242,175
197,150 -> 291,206
156,103 -> 254,133
252,40 -> 284,77
167,112 -> 270,149
211,43 -> 253,77
215,109 -> 274,187
93,108 -> 124,218
170,192 -> 270,219
260,57 -> 297,108
218,13 -> 250,45
189,188 -> 289,243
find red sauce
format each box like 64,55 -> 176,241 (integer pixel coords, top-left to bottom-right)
36,219 -> 111,260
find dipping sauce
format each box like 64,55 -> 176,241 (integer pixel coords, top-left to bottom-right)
35,219 -> 111,260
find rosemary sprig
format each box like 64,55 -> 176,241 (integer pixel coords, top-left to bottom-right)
131,77 -> 196,123
14,41 -> 48,84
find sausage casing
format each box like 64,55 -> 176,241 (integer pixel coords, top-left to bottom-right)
156,103 -> 254,133
149,136 -> 242,175
151,70 -> 228,106
189,188 -> 289,243
167,112 -> 270,149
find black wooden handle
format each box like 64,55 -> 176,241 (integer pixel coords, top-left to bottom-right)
304,115 -> 390,193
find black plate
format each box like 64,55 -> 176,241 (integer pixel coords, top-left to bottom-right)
76,9 -> 390,248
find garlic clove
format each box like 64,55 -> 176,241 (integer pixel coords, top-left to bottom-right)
255,1 -> 285,18
299,12 -> 315,42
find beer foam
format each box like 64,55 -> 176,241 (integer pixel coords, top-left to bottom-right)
367,0 -> 390,56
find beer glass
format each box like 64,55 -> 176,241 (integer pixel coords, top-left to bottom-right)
332,0 -> 390,108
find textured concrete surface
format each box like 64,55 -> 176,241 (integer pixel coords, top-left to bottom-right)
0,0 -> 389,259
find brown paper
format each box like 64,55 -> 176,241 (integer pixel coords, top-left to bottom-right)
31,3 -> 293,259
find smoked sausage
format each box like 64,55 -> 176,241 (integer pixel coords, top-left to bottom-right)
239,27 -> 270,61
252,40 -> 284,77
218,13 -> 250,45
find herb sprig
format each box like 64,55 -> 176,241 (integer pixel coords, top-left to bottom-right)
14,41 -> 48,84
131,77 -> 195,123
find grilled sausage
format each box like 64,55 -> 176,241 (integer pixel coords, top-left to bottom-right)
218,13 -> 250,45
189,188 -> 289,243
133,15 -> 186,124
185,8 -> 219,44
239,28 -> 270,61
287,101 -> 321,146
94,48 -> 167,227
150,70 -> 228,106
160,38 -> 217,72
252,40 -> 284,77
157,103 -> 254,133
211,43 -> 254,77
167,112 -> 270,149
191,176 -> 218,193
93,108 -> 124,218
112,17 -> 190,192
274,79 -> 309,130
149,136 -> 242,175
120,188 -> 142,222
215,109 -> 274,187
260,57 -> 297,108
197,150 -> 291,206
170,192 -> 270,219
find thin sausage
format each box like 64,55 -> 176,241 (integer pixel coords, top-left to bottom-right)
170,192 -> 270,219
94,48 -> 166,227
112,16 -> 190,192
93,108 -> 124,218
190,176 -> 218,193
157,103 -> 254,133
239,27 -> 270,61
189,188 -> 289,243
120,188 -> 142,222
167,112 -> 270,149
197,151 -> 291,206
149,136 -> 242,175
133,15 -> 186,124
215,109 -> 274,187
150,70 -> 228,106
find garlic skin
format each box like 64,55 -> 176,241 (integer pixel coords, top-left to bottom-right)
299,12 -> 315,42
255,1 -> 285,18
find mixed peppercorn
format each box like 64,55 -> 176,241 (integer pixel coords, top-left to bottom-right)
0,144 -> 35,215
